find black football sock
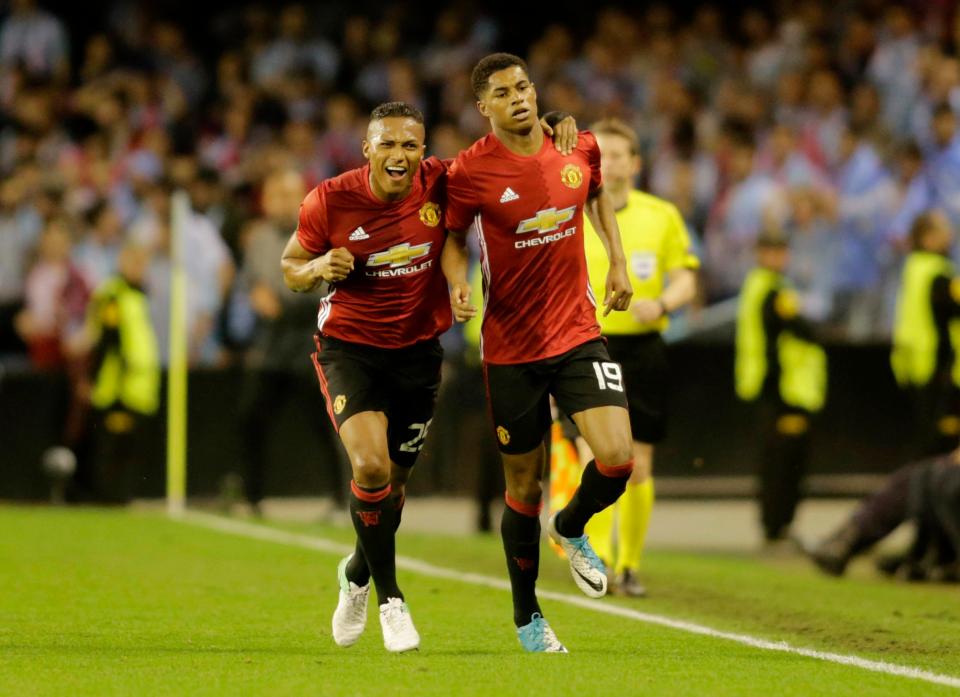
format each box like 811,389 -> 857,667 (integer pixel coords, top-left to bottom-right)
349,481 -> 402,604
556,459 -> 633,538
502,492 -> 543,627
345,490 -> 406,587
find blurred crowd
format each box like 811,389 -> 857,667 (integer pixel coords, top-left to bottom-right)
2,0 -> 960,373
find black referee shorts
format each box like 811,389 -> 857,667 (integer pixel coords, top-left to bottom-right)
561,333 -> 668,445
312,333 -> 443,468
484,339 -> 629,455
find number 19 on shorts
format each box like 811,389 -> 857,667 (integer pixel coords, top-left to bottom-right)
592,361 -> 624,392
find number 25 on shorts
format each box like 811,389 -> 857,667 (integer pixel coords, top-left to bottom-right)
399,420 -> 433,453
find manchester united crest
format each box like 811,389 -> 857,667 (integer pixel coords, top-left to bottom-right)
561,163 -> 583,189
497,426 -> 511,445
419,202 -> 441,227
334,395 -> 347,414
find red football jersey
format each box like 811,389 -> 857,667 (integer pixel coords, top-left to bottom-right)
296,157 -> 452,348
445,131 -> 604,364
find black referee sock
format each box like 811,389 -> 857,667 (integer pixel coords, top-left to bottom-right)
501,493 -> 543,627
349,481 -> 402,604
345,492 -> 405,587
556,459 -> 633,538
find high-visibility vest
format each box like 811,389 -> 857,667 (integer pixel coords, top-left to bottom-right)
735,267 -> 827,412
89,277 -> 160,415
891,251 -> 960,387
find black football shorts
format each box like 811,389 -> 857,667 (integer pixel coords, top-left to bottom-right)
312,333 -> 442,467
561,333 -> 669,445
483,339 -> 629,454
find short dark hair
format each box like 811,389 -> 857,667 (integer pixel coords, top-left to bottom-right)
369,101 -> 424,124
471,53 -> 529,98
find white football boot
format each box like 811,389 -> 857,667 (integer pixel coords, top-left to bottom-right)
378,597 -> 420,652
331,554 -> 370,646
547,512 -> 608,598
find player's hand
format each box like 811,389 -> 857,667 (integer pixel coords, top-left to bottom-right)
603,264 -> 633,316
450,281 -> 477,323
631,299 -> 664,324
541,115 -> 578,156
316,248 -> 354,282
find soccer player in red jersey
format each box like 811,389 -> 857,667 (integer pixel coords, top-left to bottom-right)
281,101 -> 578,653
282,102 -> 446,653
441,54 -> 636,652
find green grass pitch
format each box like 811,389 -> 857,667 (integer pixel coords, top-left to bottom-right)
2,505 -> 958,696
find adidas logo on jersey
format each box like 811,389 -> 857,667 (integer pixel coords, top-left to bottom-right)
499,187 -> 520,203
348,226 -> 369,241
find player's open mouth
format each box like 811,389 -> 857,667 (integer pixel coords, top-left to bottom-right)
385,165 -> 408,181
511,108 -> 530,120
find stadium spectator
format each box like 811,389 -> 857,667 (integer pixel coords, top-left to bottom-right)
784,187 -> 836,324
868,4 -> 922,139
251,4 -> 338,93
0,0 -> 68,83
705,123 -> 788,299
15,217 -> 88,370
132,181 -> 234,366
831,124 -> 900,339
0,176 -> 42,356
72,200 -> 124,291
237,169 -> 343,514
888,104 -> 960,249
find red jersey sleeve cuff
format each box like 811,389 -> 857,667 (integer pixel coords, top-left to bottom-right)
296,227 -> 324,256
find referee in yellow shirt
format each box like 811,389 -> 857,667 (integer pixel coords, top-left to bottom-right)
566,118 -> 699,597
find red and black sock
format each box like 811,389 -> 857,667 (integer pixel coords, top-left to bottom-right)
348,481 -> 402,604
345,491 -> 405,587
501,492 -> 543,627
555,459 -> 633,538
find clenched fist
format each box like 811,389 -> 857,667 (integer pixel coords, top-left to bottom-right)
316,248 -> 354,282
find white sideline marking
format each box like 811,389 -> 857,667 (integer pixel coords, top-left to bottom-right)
179,511 -> 960,690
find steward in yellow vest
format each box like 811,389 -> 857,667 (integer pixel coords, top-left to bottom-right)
85,243 -> 159,502
891,210 -> 960,455
736,228 -> 827,543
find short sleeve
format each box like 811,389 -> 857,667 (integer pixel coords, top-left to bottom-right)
581,131 -> 603,195
296,186 -> 329,255
444,156 -> 479,232
663,203 -> 701,272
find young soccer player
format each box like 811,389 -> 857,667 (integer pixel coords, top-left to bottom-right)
442,53 -> 635,652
